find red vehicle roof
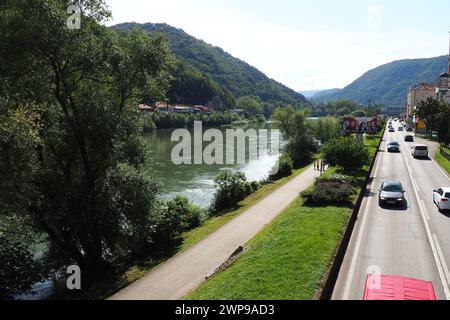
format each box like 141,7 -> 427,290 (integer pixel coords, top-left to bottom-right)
363,274 -> 437,300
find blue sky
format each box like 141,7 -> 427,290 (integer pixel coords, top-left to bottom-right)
105,0 -> 450,91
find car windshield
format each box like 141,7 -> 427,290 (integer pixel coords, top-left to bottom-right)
416,146 -> 427,151
389,142 -> 399,145
382,183 -> 402,192
445,193 -> 450,198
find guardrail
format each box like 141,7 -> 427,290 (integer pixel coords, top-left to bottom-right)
319,129 -> 385,300
441,147 -> 450,162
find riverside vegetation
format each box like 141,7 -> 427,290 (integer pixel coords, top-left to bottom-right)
0,0 -> 386,300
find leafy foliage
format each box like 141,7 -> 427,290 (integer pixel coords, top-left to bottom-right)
165,196 -> 205,232
272,107 -> 319,167
211,171 -> 260,214
112,23 -> 309,109
306,116 -> 341,144
237,96 -> 264,115
0,0 -> 176,285
142,111 -> 242,129
302,175 -> 353,205
0,216 -> 44,299
269,153 -> 293,181
322,137 -> 370,171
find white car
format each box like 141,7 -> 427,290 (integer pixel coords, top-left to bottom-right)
411,144 -> 428,158
433,188 -> 450,211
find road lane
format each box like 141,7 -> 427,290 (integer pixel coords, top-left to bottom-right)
333,121 -> 449,300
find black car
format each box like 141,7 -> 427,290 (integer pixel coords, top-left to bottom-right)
389,128 -> 395,132
404,135 -> 414,142
379,180 -> 406,207
406,127 -> 414,132
387,141 -> 400,152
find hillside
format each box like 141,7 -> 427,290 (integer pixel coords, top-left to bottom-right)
316,55 -> 449,106
112,22 -> 307,109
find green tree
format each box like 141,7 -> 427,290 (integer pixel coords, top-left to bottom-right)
415,97 -> 442,136
307,116 -> 342,144
0,0 -> 173,285
322,136 -> 370,171
211,171 -> 259,213
237,96 -> 263,115
436,103 -> 450,146
272,106 -> 318,167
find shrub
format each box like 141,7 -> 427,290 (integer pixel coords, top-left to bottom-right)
322,136 -> 370,171
302,176 -> 353,205
211,171 -> 259,214
269,153 -> 293,181
165,196 -> 204,231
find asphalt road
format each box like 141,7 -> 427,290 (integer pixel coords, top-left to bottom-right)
333,122 -> 450,300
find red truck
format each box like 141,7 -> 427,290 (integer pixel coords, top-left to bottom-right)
363,274 -> 437,300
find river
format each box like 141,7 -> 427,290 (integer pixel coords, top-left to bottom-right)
144,123 -> 281,208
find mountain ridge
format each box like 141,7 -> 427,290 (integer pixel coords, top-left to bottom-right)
315,55 -> 449,106
111,22 -> 308,109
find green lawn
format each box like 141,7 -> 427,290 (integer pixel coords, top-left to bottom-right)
435,147 -> 450,175
186,133 -> 381,300
186,198 -> 350,300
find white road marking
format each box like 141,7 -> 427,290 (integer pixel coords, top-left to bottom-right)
431,156 -> 450,183
421,200 -> 431,221
433,234 -> 450,286
341,134 -> 383,300
400,142 -> 450,300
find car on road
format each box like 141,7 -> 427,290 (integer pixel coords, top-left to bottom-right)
387,141 -> 400,152
398,127 -> 404,131
363,274 -> 437,300
378,180 -> 406,207
406,127 -> 414,132
433,187 -> 450,212
411,144 -> 428,158
389,127 -> 395,132
404,135 -> 414,142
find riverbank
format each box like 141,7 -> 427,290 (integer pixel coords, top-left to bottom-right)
185,133 -> 382,300
49,163 -> 311,299
110,165 -> 319,300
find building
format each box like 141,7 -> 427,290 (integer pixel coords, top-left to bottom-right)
407,83 -> 438,118
407,33 -> 450,119
140,102 -> 211,114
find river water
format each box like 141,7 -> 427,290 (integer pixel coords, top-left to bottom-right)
144,123 -> 281,208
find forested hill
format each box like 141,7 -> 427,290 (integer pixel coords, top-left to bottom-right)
111,22 -> 308,109
315,55 -> 449,106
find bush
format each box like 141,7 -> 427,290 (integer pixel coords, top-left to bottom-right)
269,153 -> 293,181
211,171 -> 260,214
165,196 -> 204,231
322,136 -> 370,171
0,218 -> 43,299
302,175 -> 353,205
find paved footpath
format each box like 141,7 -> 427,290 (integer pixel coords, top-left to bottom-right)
110,165 -> 319,300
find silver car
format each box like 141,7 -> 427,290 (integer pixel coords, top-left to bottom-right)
379,180 -> 406,207
411,144 -> 428,158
